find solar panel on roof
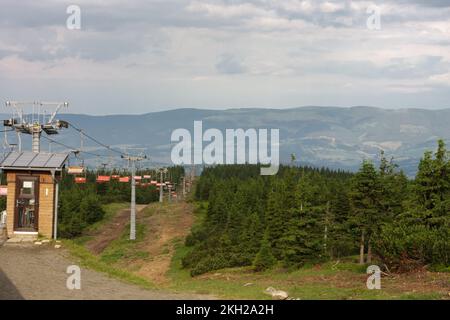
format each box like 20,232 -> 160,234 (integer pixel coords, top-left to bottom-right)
32,153 -> 53,167
13,152 -> 38,167
45,154 -> 68,167
0,152 -> 68,169
1,152 -> 21,166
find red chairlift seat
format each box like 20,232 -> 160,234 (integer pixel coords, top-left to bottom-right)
68,165 -> 86,184
75,177 -> 87,184
96,175 -> 111,183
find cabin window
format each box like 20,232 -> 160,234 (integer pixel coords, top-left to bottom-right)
20,181 -> 34,196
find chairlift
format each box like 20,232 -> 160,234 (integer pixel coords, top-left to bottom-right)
67,166 -> 84,175
75,177 -> 87,184
119,176 -> 130,183
96,157 -> 112,183
96,175 -> 111,183
68,151 -> 87,184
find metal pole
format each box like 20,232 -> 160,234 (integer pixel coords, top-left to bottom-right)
183,177 -> 186,198
17,132 -> 22,152
168,185 -> 172,203
121,154 -> 145,241
32,125 -> 41,153
159,169 -> 163,203
53,178 -> 59,240
130,160 -> 136,240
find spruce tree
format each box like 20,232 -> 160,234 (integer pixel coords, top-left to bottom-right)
349,160 -> 382,264
253,232 -> 277,271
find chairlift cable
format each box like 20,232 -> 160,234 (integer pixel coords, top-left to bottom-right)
65,121 -> 126,156
41,135 -> 102,157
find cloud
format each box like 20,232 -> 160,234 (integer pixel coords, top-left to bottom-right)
215,54 -> 246,74
187,1 -> 272,19
401,0 -> 450,7
429,73 -> 450,86
319,2 -> 344,14
0,0 -> 449,114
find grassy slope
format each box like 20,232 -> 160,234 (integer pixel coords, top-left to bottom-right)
88,203 -> 130,232
71,202 -> 130,246
63,202 -> 154,289
166,202 -> 448,300
65,201 -> 449,300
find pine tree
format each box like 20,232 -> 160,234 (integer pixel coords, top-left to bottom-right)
349,160 -> 382,264
378,151 -> 408,220
253,232 -> 277,271
413,139 -> 450,227
265,180 -> 288,259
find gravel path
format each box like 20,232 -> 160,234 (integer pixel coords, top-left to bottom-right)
0,244 -> 214,300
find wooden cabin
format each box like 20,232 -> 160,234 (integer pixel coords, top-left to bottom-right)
0,152 -> 69,241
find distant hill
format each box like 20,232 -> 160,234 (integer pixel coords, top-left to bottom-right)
1,106 -> 449,175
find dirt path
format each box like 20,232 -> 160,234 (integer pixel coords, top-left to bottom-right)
86,204 -> 147,254
0,244 -> 213,300
131,202 -> 194,285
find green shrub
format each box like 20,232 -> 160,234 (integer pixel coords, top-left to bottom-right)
374,223 -> 449,271
190,254 -> 231,277
253,238 -> 277,271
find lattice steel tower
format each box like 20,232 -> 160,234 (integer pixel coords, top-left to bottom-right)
4,101 -> 69,153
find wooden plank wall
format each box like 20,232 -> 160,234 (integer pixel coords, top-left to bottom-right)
5,172 -> 16,238
5,171 -> 55,239
38,174 -> 55,238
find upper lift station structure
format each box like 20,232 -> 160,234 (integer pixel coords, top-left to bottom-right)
4,101 -> 69,153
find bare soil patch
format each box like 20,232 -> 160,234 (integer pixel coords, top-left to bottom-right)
86,204 -> 147,254
131,202 -> 194,285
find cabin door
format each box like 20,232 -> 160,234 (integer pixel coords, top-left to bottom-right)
14,176 -> 39,232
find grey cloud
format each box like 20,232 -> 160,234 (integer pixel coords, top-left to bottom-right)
216,54 -> 246,74
0,0 -> 449,114
1,0 -> 449,63
397,0 -> 450,7
294,55 -> 450,80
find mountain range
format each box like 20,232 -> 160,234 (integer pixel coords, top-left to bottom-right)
2,106 -> 449,176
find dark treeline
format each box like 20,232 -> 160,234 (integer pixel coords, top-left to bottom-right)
58,166 -> 184,238
183,141 -> 449,276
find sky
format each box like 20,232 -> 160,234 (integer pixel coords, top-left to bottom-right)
0,0 -> 449,115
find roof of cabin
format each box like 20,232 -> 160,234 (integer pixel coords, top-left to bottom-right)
0,151 -> 69,171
